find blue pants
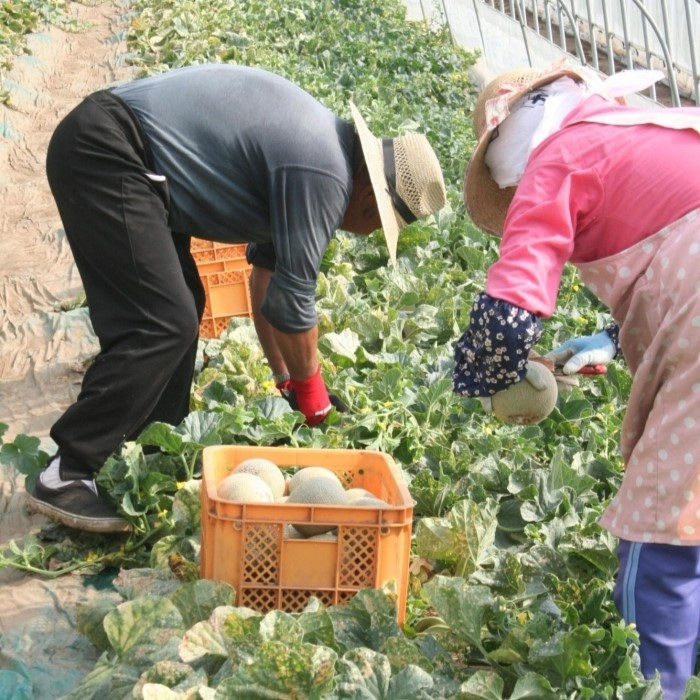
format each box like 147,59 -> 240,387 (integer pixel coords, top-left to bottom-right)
615,540 -> 700,698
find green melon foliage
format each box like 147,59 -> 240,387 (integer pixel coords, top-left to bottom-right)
0,0 -> 662,697
0,0 -> 75,104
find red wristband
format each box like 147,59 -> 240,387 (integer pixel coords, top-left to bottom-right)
290,366 -> 332,426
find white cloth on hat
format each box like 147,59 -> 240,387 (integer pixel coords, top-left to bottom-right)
485,69 -> 666,189
485,77 -> 588,188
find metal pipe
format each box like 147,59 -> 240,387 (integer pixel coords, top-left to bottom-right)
556,1 -> 586,64
600,0 -> 615,76
583,0 -> 599,71
513,0 -> 534,64
532,0 -> 540,36
440,0 -> 457,46
630,0 -> 681,105
544,0 -> 554,43
637,0 -> 659,102
683,0 -> 700,104
619,0 -> 634,69
557,3 -> 566,52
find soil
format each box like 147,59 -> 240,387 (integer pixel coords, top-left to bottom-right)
0,3 -> 133,695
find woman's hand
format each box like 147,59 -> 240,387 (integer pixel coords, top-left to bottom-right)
546,331 -> 616,374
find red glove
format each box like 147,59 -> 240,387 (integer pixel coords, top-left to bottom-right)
275,378 -> 292,396
289,366 -> 332,427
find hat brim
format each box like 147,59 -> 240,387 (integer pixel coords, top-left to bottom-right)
350,101 -> 401,264
464,67 -> 584,236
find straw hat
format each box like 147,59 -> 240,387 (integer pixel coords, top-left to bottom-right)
350,101 -> 447,263
464,64 -> 586,236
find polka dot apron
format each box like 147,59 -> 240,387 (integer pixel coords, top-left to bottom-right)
577,208 -> 700,544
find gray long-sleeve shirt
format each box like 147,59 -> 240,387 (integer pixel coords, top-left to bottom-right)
112,64 -> 356,332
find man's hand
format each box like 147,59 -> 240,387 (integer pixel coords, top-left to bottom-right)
287,391 -> 347,415
286,366 -> 338,427
546,331 -> 616,375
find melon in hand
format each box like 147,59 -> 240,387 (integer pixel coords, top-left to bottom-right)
491,362 -> 558,425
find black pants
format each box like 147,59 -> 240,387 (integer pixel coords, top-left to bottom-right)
46,91 -> 205,480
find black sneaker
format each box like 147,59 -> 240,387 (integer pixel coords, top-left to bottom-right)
27,479 -> 132,533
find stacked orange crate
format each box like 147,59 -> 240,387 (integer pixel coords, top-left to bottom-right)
191,237 -> 254,338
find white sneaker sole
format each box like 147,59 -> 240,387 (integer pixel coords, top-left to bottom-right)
26,494 -> 132,534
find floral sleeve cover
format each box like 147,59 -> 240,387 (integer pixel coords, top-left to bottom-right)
453,292 -> 542,397
604,322 -> 620,355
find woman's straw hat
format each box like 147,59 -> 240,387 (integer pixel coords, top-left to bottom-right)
350,101 -> 447,263
464,65 -> 585,236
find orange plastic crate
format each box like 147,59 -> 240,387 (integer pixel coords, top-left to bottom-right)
191,238 -> 250,275
200,445 -> 414,622
198,269 -> 253,338
191,238 -> 254,338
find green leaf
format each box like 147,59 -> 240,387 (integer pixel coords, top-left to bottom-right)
103,597 -> 185,662
113,567 -> 182,600
414,500 -> 497,576
259,610 -> 304,645
681,677 -> 700,699
77,598 -> 121,652
137,422 -> 186,454
298,608 -> 338,651
328,590 -> 402,653
63,652 -> 140,700
381,636 -> 433,673
423,577 -> 495,656
319,329 -> 361,367
334,648 -> 433,699
457,670 -> 503,699
508,672 -> 558,699
179,606 -> 249,664
178,411 -> 223,445
169,579 -> 236,628
0,433 -> 48,489
448,499 -> 498,576
528,627 -> 604,685
216,639 -> 336,699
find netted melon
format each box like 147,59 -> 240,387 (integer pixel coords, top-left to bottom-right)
287,466 -> 342,494
216,472 -> 274,503
491,363 -> 558,425
306,531 -> 338,541
283,524 -> 305,539
233,457 -> 285,498
286,476 -> 348,536
345,488 -> 375,501
351,496 -> 388,507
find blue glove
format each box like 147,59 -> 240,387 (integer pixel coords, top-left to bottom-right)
546,331 -> 616,375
